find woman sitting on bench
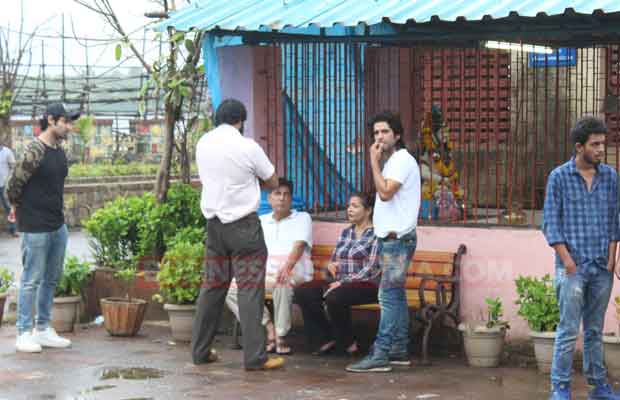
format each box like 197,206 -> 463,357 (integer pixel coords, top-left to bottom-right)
294,192 -> 380,356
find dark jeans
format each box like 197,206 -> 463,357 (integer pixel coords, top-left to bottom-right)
294,280 -> 378,351
191,212 -> 268,369
0,186 -> 16,234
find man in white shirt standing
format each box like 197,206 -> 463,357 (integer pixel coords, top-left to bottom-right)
192,99 -> 284,371
225,178 -> 313,355
0,144 -> 17,237
347,111 -> 421,373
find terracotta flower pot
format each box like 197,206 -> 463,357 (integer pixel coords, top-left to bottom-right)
100,297 -> 148,337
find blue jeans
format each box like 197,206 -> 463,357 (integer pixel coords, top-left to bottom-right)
372,230 -> 417,360
551,265 -> 612,386
0,186 -> 16,234
16,224 -> 68,334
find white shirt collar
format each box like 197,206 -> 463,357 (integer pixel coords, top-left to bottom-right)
264,209 -> 297,224
220,123 -> 242,136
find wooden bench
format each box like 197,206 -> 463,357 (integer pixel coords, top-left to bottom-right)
232,243 -> 467,365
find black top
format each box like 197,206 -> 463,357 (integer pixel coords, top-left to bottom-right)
17,143 -> 67,232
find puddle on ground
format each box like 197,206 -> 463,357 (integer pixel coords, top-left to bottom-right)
100,367 -> 164,380
120,398 -> 153,400
91,385 -> 116,392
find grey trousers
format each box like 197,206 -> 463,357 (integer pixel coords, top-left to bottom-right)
226,282 -> 271,327
191,213 -> 268,369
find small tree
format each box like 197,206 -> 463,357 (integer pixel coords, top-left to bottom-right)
74,116 -> 96,163
73,0 -> 206,202
0,0 -> 38,146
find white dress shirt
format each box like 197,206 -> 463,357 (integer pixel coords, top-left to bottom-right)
196,124 -> 275,223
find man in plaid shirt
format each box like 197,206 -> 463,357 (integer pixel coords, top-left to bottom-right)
543,116 -> 620,400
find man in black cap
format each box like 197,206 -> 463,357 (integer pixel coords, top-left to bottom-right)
5,102 -> 80,353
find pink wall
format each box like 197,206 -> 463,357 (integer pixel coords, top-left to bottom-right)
312,221 -> 620,341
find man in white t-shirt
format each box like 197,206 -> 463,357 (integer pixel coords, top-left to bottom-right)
0,144 -> 17,237
192,99 -> 284,371
226,178 -> 313,355
347,111 -> 420,373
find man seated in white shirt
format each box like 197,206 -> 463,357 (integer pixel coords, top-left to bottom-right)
226,178 -> 313,355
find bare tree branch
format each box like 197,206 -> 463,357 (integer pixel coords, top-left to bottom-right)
73,0 -> 153,74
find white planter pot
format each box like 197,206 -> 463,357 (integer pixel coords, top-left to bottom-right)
604,335 -> 620,376
52,296 -> 81,333
530,331 -> 556,374
164,303 -> 196,342
460,324 -> 506,367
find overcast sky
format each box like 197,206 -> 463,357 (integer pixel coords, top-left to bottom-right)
2,0 -> 175,76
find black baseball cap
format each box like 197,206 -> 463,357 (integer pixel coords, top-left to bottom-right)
45,103 -> 80,121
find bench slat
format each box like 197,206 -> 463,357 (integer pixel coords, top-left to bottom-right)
353,291 -> 453,311
413,251 -> 456,264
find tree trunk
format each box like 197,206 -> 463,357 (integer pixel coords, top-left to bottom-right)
155,102 -> 175,203
0,116 -> 11,147
179,128 -> 190,184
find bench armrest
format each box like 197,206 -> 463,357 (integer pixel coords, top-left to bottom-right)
418,276 -> 458,308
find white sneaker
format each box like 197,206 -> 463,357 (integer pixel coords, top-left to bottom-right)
32,327 -> 71,348
16,332 -> 42,353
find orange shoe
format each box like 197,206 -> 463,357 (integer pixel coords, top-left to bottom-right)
246,356 -> 284,371
262,356 -> 284,370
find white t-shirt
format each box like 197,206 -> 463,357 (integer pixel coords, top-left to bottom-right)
0,146 -> 15,187
196,124 -> 275,223
260,210 -> 314,284
373,149 -> 421,238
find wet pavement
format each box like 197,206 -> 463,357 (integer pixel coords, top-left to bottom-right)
0,321 -> 609,400
0,229 -> 92,278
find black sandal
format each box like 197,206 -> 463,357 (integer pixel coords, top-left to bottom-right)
312,341 -> 336,356
266,339 -> 276,353
276,339 -> 293,355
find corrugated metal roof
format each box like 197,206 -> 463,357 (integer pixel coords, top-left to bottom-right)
158,0 -> 620,33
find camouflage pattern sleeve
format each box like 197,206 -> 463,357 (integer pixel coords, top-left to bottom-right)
4,140 -> 46,206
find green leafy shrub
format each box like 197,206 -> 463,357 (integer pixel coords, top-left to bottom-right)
138,183 -> 205,258
485,297 -> 510,330
68,162 -> 197,178
114,267 -> 140,301
0,267 -> 14,295
165,226 -> 205,250
515,274 -> 560,332
69,162 -> 160,177
153,241 -> 205,305
55,256 -> 92,297
84,193 -> 156,269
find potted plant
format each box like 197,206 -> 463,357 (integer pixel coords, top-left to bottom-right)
83,194 -> 156,318
153,237 -> 204,342
100,266 -> 148,337
515,274 -> 560,373
0,267 -> 15,327
459,297 -> 510,367
52,256 -> 92,333
603,296 -> 620,375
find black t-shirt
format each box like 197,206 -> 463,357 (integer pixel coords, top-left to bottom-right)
16,143 -> 68,232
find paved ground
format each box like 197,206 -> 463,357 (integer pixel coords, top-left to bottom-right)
0,229 -> 92,275
0,321 -> 612,400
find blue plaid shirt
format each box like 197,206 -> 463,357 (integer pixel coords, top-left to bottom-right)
543,158 -> 620,271
330,226 -> 381,283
